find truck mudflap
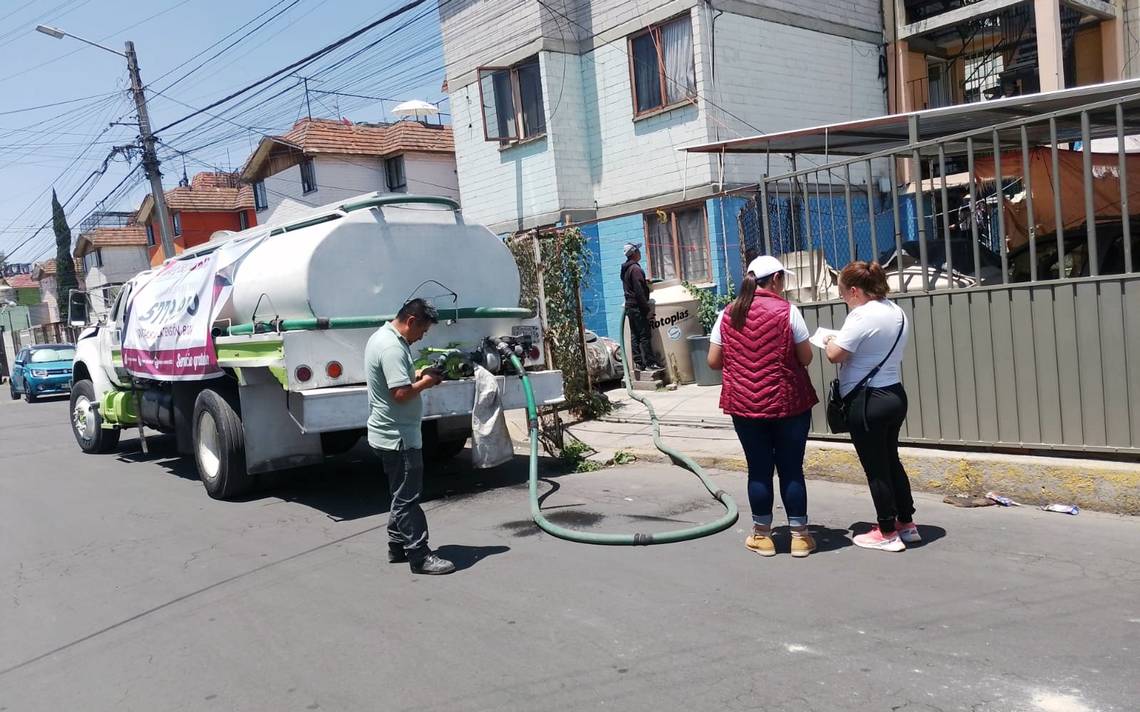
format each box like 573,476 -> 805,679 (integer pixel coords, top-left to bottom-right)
284,370 -> 565,434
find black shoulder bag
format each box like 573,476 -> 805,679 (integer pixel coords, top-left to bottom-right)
825,310 -> 905,434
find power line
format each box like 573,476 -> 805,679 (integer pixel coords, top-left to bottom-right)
154,0 -> 432,135
0,92 -> 119,118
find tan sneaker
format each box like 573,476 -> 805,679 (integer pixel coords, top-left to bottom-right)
790,530 -> 817,558
745,527 -> 776,557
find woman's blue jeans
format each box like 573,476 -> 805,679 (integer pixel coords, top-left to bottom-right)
731,411 -> 811,528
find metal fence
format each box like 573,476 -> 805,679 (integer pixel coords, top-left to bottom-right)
746,90 -> 1140,455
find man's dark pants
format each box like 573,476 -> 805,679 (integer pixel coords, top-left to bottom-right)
626,306 -> 655,370
374,446 -> 430,561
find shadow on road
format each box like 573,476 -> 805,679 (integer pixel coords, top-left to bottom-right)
432,544 -> 511,571
116,434 -> 571,523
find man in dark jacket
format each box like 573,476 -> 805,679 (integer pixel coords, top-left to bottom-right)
620,242 -> 661,371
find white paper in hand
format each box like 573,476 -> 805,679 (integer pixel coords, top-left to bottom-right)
809,327 -> 840,349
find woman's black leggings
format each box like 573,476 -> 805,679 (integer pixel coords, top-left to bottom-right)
846,383 -> 915,534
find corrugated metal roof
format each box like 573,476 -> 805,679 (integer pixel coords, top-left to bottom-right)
682,79 -> 1140,158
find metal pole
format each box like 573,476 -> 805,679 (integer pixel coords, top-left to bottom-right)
967,137 -> 982,282
126,41 -> 175,260
844,163 -> 855,264
889,156 -> 905,292
993,129 -> 1009,283
303,76 -> 312,120
1050,118 -> 1065,278
531,232 -> 554,371
938,144 -> 953,287
866,159 -> 878,261
760,180 -> 773,257
1021,125 -> 1037,282
803,172 -> 817,300
1117,103 -> 1132,274
1081,110 -> 1098,276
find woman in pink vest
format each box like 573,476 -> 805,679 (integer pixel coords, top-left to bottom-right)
708,256 -> 819,558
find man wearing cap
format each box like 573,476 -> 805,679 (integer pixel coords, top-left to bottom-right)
365,298 -> 455,575
620,242 -> 661,371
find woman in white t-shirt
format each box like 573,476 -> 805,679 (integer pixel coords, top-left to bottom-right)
824,261 -> 917,553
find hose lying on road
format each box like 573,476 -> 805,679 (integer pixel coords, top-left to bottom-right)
509,310 -> 738,545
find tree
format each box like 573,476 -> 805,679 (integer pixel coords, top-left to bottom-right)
51,190 -> 79,313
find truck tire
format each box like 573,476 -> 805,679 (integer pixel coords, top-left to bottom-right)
70,379 -> 121,454
192,389 -> 251,500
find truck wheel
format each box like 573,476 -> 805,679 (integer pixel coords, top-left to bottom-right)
193,389 -> 251,500
70,379 -> 121,454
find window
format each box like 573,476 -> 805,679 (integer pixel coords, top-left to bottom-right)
386,156 -> 407,191
300,159 -> 317,194
172,212 -> 182,236
85,249 -> 103,271
629,15 -> 696,116
253,181 -> 268,211
239,211 -> 249,230
644,205 -> 710,282
145,224 -> 155,247
478,56 -> 546,142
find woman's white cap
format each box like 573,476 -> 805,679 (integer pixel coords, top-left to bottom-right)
746,255 -> 794,279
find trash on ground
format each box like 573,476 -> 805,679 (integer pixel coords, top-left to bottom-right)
985,491 -> 1021,507
943,494 -> 994,508
1041,503 -> 1080,515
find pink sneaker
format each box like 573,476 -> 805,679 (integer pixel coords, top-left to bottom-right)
895,520 -> 921,544
853,525 -> 906,552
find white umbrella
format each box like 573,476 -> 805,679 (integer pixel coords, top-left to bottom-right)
391,99 -> 439,118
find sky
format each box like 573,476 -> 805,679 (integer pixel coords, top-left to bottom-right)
0,0 -> 448,265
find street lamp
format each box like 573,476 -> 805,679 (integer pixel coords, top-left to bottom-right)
35,25 -> 177,260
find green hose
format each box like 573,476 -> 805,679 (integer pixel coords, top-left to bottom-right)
510,310 -> 738,545
225,307 -> 533,336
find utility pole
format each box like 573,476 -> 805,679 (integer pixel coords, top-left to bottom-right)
125,41 -> 176,260
303,76 -> 312,120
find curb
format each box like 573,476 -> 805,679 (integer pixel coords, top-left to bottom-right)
521,434 -> 1140,516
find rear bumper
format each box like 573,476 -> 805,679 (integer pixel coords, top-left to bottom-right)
285,370 -> 565,434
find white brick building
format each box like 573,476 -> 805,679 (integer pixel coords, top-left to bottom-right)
240,118 -> 459,227
438,0 -> 886,337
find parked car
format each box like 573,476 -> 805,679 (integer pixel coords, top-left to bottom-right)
9,343 -> 75,403
878,239 -> 1005,286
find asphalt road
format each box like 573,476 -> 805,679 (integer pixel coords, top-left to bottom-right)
1,394 -> 1138,712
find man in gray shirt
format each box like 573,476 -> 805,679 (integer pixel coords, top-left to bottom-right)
365,298 -> 455,575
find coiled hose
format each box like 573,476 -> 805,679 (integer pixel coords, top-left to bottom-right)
510,311 -> 738,545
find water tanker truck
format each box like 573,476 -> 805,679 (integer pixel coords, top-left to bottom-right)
67,194 -> 565,499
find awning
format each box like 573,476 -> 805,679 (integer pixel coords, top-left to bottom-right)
681,78 -> 1140,158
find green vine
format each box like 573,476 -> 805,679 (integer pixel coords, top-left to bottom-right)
508,227 -> 612,422
683,280 -> 735,335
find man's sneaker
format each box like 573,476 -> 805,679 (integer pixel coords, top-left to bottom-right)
895,521 -> 921,544
410,553 -> 456,575
745,528 -> 776,557
388,544 -> 408,564
790,531 -> 816,558
852,526 -> 906,552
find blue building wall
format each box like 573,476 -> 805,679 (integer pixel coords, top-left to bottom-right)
707,196 -> 747,294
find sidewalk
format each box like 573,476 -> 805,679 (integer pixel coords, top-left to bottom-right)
509,382 -> 1140,515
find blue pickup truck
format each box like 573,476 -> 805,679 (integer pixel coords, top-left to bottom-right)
8,344 -> 75,403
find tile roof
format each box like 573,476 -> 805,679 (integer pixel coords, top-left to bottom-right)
33,259 -> 85,279
3,273 -> 38,289
138,172 -> 253,221
77,225 -> 149,253
277,118 -> 454,157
